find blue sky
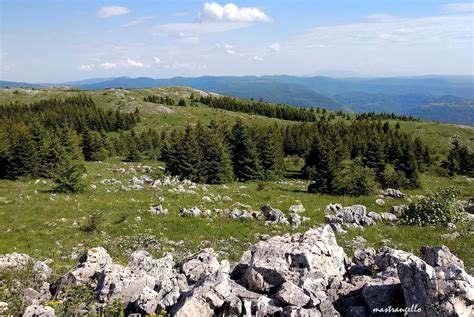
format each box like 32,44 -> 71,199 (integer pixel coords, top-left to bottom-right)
1,0 -> 473,82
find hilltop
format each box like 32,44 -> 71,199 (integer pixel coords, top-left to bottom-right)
1,74 -> 473,126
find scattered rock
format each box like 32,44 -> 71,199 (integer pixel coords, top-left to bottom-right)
383,188 -> 405,198
148,204 -> 168,215
0,253 -> 30,272
289,203 -> 305,214
23,305 -> 55,317
375,199 -> 385,206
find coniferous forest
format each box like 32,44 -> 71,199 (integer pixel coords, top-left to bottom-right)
1,93 -> 472,195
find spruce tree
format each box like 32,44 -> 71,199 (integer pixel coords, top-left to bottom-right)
202,127 -> 234,184
230,120 -> 262,181
258,127 -> 284,180
305,137 -> 339,194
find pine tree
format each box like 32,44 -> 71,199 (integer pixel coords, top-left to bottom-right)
363,137 -> 386,181
258,127 -> 284,180
52,156 -> 87,193
230,120 -> 262,181
202,127 -> 234,184
305,137 -> 339,194
171,126 -> 202,182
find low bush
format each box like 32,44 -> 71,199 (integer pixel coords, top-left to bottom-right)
399,187 -> 465,226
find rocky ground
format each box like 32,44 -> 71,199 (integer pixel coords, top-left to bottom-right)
1,220 -> 473,316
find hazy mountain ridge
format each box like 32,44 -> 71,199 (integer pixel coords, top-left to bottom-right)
1,75 -> 473,125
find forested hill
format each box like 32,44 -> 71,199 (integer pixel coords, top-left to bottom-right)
1,86 -> 473,190
2,75 -> 473,126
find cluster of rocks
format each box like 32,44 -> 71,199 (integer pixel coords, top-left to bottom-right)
324,204 -> 397,233
3,225 -> 472,316
176,203 -> 308,228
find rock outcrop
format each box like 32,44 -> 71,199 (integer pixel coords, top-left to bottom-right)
2,224 -> 471,317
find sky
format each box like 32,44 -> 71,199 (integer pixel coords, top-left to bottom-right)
0,0 -> 473,82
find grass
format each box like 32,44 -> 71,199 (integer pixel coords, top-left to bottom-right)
0,87 -> 473,281
0,157 -> 473,274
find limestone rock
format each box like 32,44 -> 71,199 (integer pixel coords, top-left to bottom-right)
23,305 -> 55,317
0,253 -> 30,272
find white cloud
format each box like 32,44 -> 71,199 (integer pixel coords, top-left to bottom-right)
127,58 -> 144,67
99,62 -> 117,69
268,43 -> 280,52
282,13 -> 473,76
79,64 -> 94,70
154,57 -> 161,64
153,2 -> 271,37
97,6 -> 129,18
124,16 -> 152,27
197,2 -> 271,23
442,2 -> 474,12
252,56 -> 264,62
365,14 -> 401,23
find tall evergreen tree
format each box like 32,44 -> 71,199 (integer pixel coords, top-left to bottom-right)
258,127 -> 284,180
230,120 -> 262,181
305,137 -> 339,194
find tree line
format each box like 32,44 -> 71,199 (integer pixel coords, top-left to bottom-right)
0,96 -> 139,189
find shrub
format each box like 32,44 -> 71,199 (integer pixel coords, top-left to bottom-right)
399,187 -> 465,226
52,158 -> 87,193
334,160 -> 376,196
381,164 -> 408,189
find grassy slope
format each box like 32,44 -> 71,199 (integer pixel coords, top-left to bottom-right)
0,87 -> 473,275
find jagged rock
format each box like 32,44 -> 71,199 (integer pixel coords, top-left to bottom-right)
318,299 -> 340,316
441,232 -> 460,240
0,253 -> 30,272
179,206 -> 202,217
420,246 -> 464,269
360,216 -> 375,226
283,306 -> 322,317
242,225 -> 347,293
148,204 -> 168,215
336,205 -> 367,225
135,286 -> 160,314
23,305 -> 55,317
353,248 -> 376,267
171,269 -> 231,317
329,223 -> 347,234
289,213 -> 302,228
390,205 -> 407,214
367,211 -> 382,222
289,203 -> 305,214
23,282 -> 51,305
97,264 -> 156,305
254,296 -> 283,316
324,203 -> 343,214
32,261 -> 52,281
348,236 -> 367,249
181,249 -> 221,284
275,281 -> 310,306
381,212 -> 397,222
62,247 -> 112,286
299,271 -> 329,307
375,199 -> 385,206
261,204 -> 288,225
361,277 -> 405,313
383,188 -> 405,198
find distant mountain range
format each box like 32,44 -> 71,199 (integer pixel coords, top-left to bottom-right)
1,75 -> 473,126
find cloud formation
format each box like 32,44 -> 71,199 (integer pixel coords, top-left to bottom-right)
153,2 -> 271,37
252,56 -> 264,62
154,57 -> 161,64
197,2 -> 271,23
442,2 -> 474,13
268,43 -> 280,52
79,65 -> 93,70
124,16 -> 152,27
127,58 -> 144,67
99,62 -> 117,69
97,6 -> 129,18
